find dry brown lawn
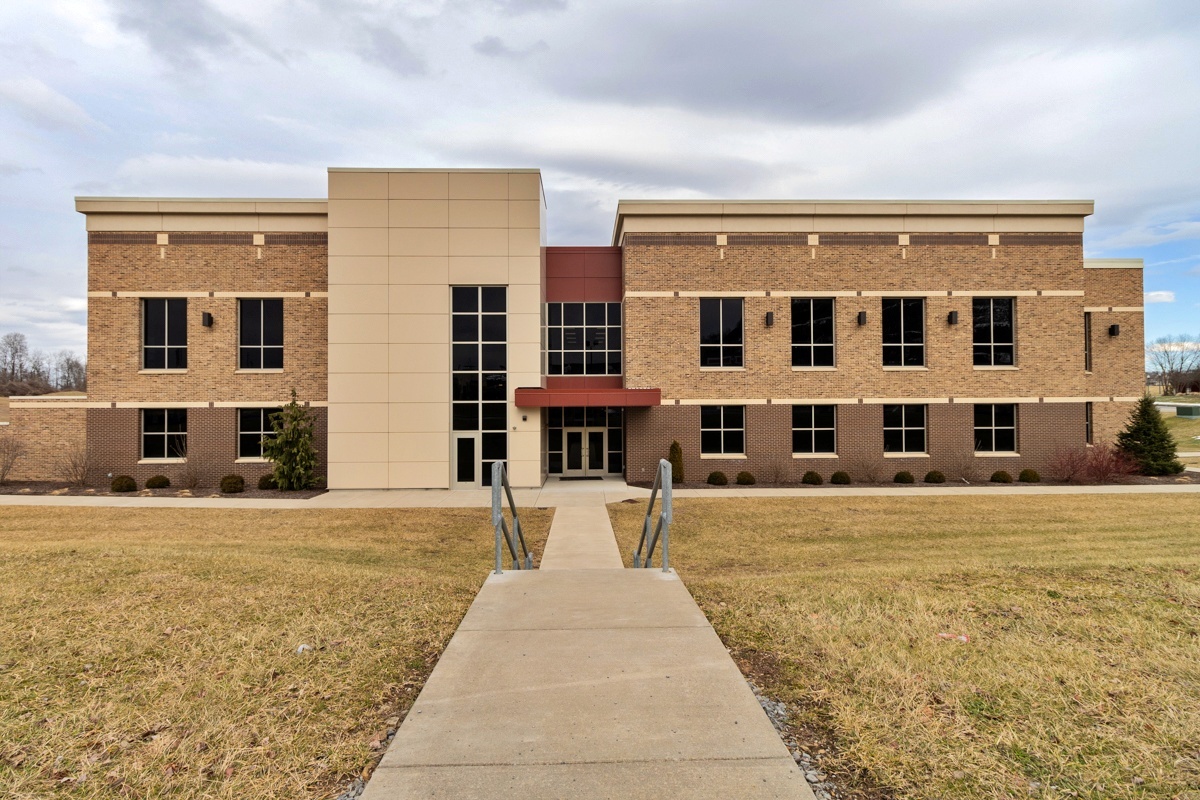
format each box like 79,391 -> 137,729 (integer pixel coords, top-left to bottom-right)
0,506 -> 551,799
610,495 -> 1200,800
1164,414 -> 1200,453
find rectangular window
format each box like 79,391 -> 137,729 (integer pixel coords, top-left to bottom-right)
452,286 -> 507,485
699,298 -> 743,368
1085,402 -> 1094,444
700,405 -> 745,455
791,298 -> 835,367
143,298 -> 187,369
792,405 -> 836,454
883,404 -> 926,453
546,302 -> 622,375
239,298 -> 284,369
973,298 -> 1015,366
142,409 -> 187,459
974,404 -> 1017,452
238,408 -> 280,459
1083,312 -> 1093,371
882,298 -> 924,366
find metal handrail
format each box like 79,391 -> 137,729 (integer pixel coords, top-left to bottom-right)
492,461 -> 532,573
633,458 -> 672,572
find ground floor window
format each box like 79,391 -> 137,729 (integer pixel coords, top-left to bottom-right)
238,408 -> 281,458
883,404 -> 925,453
792,405 -> 836,454
547,407 -> 623,475
700,405 -> 745,455
142,409 -> 187,459
974,404 -> 1017,452
1085,402 -> 1093,445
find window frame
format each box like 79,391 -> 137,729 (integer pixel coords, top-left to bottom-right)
972,297 -> 1016,367
142,298 -> 188,370
238,298 -> 285,370
141,408 -> 187,461
973,403 -> 1018,453
881,298 -> 925,367
791,298 -> 836,368
700,405 -> 746,456
545,302 -> 622,376
1085,401 -> 1094,445
1083,312 -> 1093,372
791,405 -> 837,455
699,298 -> 744,369
882,404 -> 927,454
237,407 -> 281,460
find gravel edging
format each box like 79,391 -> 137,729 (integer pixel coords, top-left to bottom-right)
751,682 -> 842,800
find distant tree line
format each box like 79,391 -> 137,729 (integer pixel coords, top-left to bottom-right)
0,332 -> 87,396
1146,334 -> 1200,396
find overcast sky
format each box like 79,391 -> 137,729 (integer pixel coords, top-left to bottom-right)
1,0 -> 1196,357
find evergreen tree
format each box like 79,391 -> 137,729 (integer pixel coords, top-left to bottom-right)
261,389 -> 318,490
1116,395 -> 1183,475
668,440 -> 684,484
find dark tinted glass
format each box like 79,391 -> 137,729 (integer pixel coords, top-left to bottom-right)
548,452 -> 563,473
883,405 -> 903,427
240,299 -> 261,346
722,299 -> 742,344
724,430 -> 744,454
814,405 -> 835,428
481,402 -> 506,430
167,347 -> 187,370
240,347 -> 262,370
239,434 -> 261,458
262,299 -> 283,346
992,299 -> 1013,343
481,287 -> 505,312
166,299 -> 187,345
792,405 -> 812,428
586,407 -> 605,427
724,405 -> 744,429
563,351 -> 583,374
548,303 -> 562,325
905,405 -> 925,426
813,299 -> 834,344
143,435 -> 165,459
453,374 -> 479,401
792,299 -> 812,343
906,430 -> 925,453
452,315 -> 477,342
994,404 -> 1016,428
974,405 -> 991,427
995,429 -> 1016,451
883,429 -> 903,452
452,344 -> 478,371
813,345 -> 835,367
547,407 -> 563,427
972,299 -> 990,343
481,373 -> 506,401
700,430 -> 721,453
563,327 -> 584,350
263,347 -> 283,369
481,344 -> 506,371
548,352 -> 563,374
144,348 -> 166,370
607,303 -> 621,324
586,303 -> 605,325
167,409 -> 187,432
239,408 -> 259,432
700,299 -> 720,344
481,432 -> 507,460
143,409 -> 165,432
456,437 -> 475,481
700,346 -> 721,367
903,345 -> 923,367
882,298 -> 901,343
453,402 -> 478,431
481,315 -> 505,342
994,345 -> 1014,365
792,430 -> 810,452
902,299 -> 923,343
975,429 -> 993,451
700,406 -> 721,428
452,287 -> 477,312
144,300 -> 165,346
814,429 -> 836,453
563,303 -> 583,325
548,328 -> 562,350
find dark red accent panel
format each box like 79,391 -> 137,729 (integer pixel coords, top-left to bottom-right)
547,376 -> 623,390
546,247 -> 622,302
514,387 -> 660,408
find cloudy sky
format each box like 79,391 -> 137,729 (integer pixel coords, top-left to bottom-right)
0,0 -> 1196,357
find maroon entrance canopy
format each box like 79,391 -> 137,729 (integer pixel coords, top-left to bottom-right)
513,387 -> 661,408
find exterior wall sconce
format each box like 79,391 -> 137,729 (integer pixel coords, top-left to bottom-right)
947,311 -> 959,325
765,311 -> 774,327
201,312 -> 214,327
856,311 -> 867,326
1109,324 -> 1120,337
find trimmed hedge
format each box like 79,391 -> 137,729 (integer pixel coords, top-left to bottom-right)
735,471 -> 756,485
924,470 -> 946,484
991,470 -> 1014,484
145,475 -> 170,489
220,474 -> 246,494
707,471 -> 728,486
258,474 -> 278,490
894,471 -> 915,484
1018,468 -> 1041,483
111,475 -> 137,493
831,471 -> 851,485
801,471 -> 823,485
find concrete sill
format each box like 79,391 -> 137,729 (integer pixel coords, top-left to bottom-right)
138,369 -> 187,375
235,369 -> 284,374
974,366 -> 1019,371
792,453 -> 839,459
699,367 -> 746,372
700,453 -> 747,460
235,457 -> 270,464
137,458 -> 186,465
883,452 -> 929,458
882,366 -> 928,371
791,366 -> 837,372
975,452 -> 1021,457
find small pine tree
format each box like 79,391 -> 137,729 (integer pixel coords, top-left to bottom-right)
261,389 -> 318,490
1117,395 -> 1184,475
668,440 -> 684,484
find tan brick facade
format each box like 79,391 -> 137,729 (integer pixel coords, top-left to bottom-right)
4,406 -> 88,482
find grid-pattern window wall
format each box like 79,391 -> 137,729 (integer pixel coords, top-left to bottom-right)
143,298 -> 187,370
546,302 -> 621,375
239,299 -> 284,369
700,298 -> 743,368
546,407 -> 623,475
238,408 -> 280,459
700,405 -> 745,455
792,405 -> 836,454
882,298 -> 924,366
791,299 -> 835,367
972,298 -> 1015,366
974,404 -> 1017,452
142,409 -> 187,459
883,404 -> 926,453
452,287 -> 507,484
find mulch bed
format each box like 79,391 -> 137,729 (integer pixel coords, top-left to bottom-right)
631,473 -> 1200,490
0,481 -> 326,499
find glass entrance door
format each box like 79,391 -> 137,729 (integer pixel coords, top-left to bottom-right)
563,428 -> 605,477
452,434 -> 479,488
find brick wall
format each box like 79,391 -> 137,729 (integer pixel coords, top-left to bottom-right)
4,406 -> 88,482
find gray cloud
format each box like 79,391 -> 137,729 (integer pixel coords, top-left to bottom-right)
359,27 -> 427,76
107,0 -> 284,71
492,0 -> 567,16
472,35 -> 548,59
0,78 -> 103,133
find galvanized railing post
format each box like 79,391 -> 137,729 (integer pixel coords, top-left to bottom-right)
659,458 -> 672,572
492,462 -> 504,574
633,458 -> 672,571
492,460 -> 533,573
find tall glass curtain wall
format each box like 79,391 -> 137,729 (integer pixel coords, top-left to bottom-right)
546,407 -> 623,475
452,287 -> 507,486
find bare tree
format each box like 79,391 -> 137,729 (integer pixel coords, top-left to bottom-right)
0,332 -> 29,382
1147,335 -> 1200,396
55,440 -> 94,486
0,429 -> 26,484
53,350 -> 87,391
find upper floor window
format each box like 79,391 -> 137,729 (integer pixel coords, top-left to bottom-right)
791,299 -> 835,367
239,299 -> 284,369
974,404 -> 1017,452
883,404 -> 926,453
143,298 -> 187,370
1083,312 -> 1093,372
238,408 -> 280,459
792,405 -> 836,454
882,298 -> 924,366
142,408 -> 187,460
973,298 -> 1015,366
700,298 -> 743,368
546,302 -> 621,376
700,405 -> 745,455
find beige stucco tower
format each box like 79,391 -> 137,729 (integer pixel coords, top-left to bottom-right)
326,169 -> 545,489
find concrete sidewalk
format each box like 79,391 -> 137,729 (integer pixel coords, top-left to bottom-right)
361,506 -> 811,799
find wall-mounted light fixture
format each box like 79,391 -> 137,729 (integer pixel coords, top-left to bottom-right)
765,311 -> 774,327
856,311 -> 867,326
201,312 -> 214,327
1108,324 -> 1120,337
947,311 -> 959,325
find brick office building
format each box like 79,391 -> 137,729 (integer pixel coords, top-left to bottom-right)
6,171 -> 1144,488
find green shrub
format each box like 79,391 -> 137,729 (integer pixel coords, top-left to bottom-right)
707,471 -> 728,486
1018,468 -> 1041,483
257,473 -> 278,490
801,471 -> 823,485
110,475 -> 136,493
991,470 -> 1013,484
668,441 -> 684,483
220,474 -> 245,494
260,390 -> 318,490
924,470 -> 946,484
735,471 -> 756,485
894,471 -> 915,484
145,474 -> 170,489
830,471 -> 851,485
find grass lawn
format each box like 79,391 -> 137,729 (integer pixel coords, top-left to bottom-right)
610,496 -> 1200,800
0,506 -> 552,799
1164,413 -> 1200,453
1157,395 -> 1200,404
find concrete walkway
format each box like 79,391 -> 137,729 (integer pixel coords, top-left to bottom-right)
360,506 -> 812,799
